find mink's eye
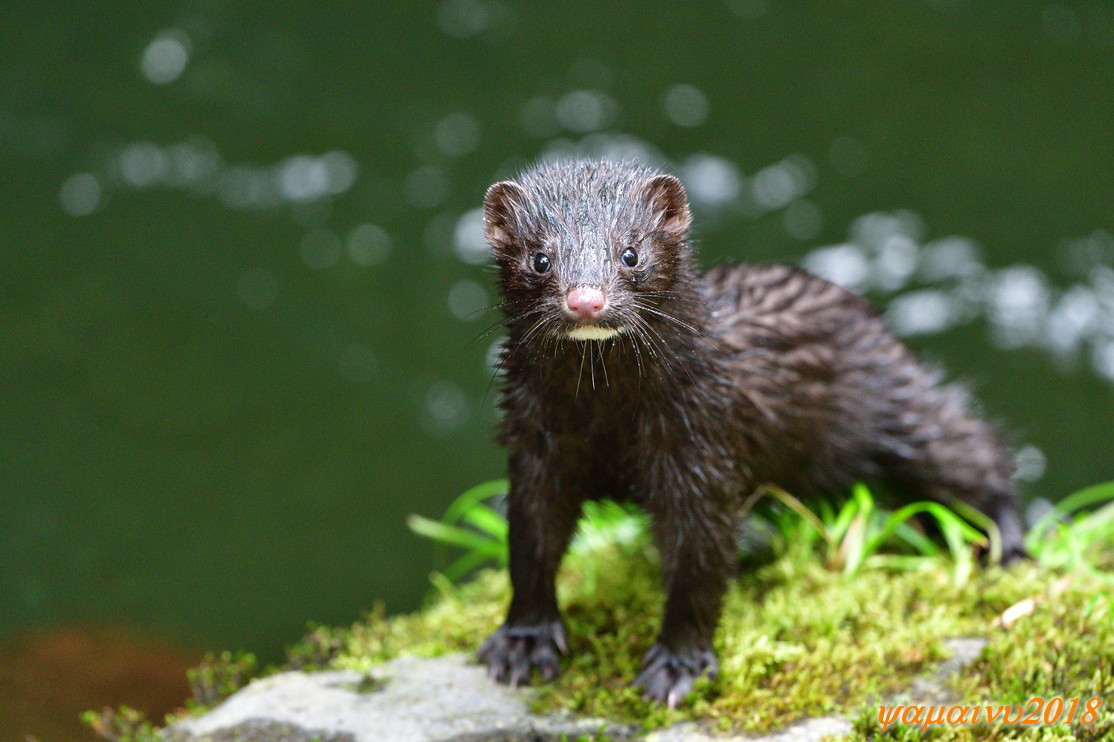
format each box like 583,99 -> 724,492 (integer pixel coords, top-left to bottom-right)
532,253 -> 551,274
621,248 -> 638,268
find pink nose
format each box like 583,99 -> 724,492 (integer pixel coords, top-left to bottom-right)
565,287 -> 606,321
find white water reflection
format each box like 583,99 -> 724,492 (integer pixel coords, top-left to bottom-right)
346,224 -> 393,267
678,154 -> 742,209
1014,444 -> 1047,482
452,208 -> 488,265
67,115 -> 1114,407
63,138 -> 359,216
751,154 -> 817,211
989,266 -> 1051,348
436,0 -> 508,38
803,212 -> 1114,383
439,130 -> 1114,389
555,89 -> 620,133
119,142 -> 169,187
1044,286 -> 1099,357
434,113 -> 481,158
803,244 -> 871,292
448,279 -> 488,320
140,29 -> 191,85
662,84 -> 710,128
58,173 -> 102,217
422,379 -> 469,435
887,290 -> 957,336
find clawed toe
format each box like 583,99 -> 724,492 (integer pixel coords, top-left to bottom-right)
478,620 -> 567,687
632,642 -> 718,708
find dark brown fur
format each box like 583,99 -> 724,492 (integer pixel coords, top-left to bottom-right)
477,159 -> 1025,707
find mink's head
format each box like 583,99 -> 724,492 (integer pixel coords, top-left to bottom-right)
483,159 -> 694,342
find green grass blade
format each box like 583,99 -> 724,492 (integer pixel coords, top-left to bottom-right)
459,503 -> 509,540
443,479 -> 509,525
863,553 -> 937,571
938,517 -> 975,584
1028,480 -> 1114,548
891,521 -> 940,556
863,502 -> 984,557
406,514 -> 504,555
442,546 -> 508,581
839,512 -> 868,575
828,488 -> 865,544
947,499 -> 1001,565
754,485 -> 829,541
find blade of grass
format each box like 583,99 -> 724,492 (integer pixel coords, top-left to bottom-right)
752,485 -> 829,541
443,547 -> 507,582
891,521 -> 940,556
938,517 -> 975,584
828,492 -> 862,546
863,502 -> 985,557
838,511 -> 868,575
406,514 -> 504,556
443,479 -> 509,525
946,499 -> 1001,565
459,503 -> 509,540
1028,481 -> 1114,544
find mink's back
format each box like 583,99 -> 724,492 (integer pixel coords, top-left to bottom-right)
698,262 -> 1015,505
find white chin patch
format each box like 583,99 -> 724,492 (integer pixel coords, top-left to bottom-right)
566,325 -> 621,341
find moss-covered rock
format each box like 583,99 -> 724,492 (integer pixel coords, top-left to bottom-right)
91,546 -> 1113,741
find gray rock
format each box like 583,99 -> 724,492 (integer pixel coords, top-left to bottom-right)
894,637 -> 989,706
646,716 -> 852,742
165,637 -> 987,742
164,653 -> 636,742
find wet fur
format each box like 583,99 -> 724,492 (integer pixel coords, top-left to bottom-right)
477,159 -> 1025,707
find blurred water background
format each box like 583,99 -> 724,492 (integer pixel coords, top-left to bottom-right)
2,1 -> 1113,737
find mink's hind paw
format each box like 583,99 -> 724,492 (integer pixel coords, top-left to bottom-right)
478,619 -> 567,687
633,642 -> 718,708
998,544 -> 1031,566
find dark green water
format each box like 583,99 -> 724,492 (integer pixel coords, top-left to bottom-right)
2,0 -> 1113,667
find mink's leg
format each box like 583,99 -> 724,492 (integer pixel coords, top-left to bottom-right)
635,488 -> 737,707
478,476 -> 582,687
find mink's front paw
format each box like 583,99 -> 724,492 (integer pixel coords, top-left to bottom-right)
633,642 -> 718,708
478,619 -> 567,687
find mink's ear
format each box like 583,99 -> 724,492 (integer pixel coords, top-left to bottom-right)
641,174 -> 692,244
483,181 -> 530,250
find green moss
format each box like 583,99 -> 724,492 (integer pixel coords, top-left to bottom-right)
81,706 -> 162,742
339,673 -> 386,694
286,623 -> 347,670
87,538 -> 1112,741
321,544 -> 1113,737
531,559 -> 1033,732
337,572 -> 510,668
186,650 -> 259,709
833,579 -> 1113,741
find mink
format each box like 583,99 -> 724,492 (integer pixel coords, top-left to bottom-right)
475,159 -> 1026,707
